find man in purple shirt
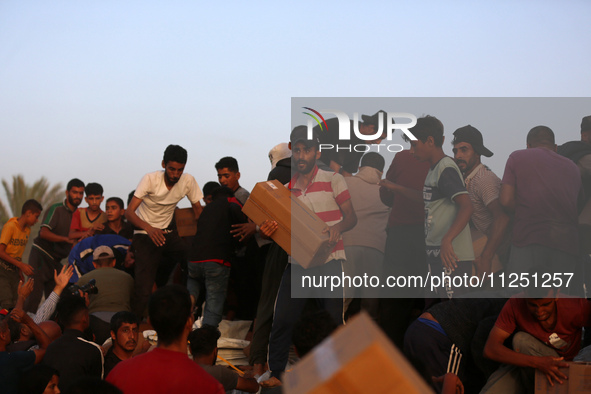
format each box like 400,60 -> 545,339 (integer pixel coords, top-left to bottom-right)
500,126 -> 582,294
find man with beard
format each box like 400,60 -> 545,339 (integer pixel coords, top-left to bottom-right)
481,286 -> 591,393
104,311 -> 140,377
25,179 -> 85,313
452,126 -> 510,276
126,145 -> 203,318
260,126 -> 357,387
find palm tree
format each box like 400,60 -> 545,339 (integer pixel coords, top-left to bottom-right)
0,175 -> 64,225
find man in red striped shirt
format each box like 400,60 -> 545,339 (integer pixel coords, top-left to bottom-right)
260,126 -> 357,387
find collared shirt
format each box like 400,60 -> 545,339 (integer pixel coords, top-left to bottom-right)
288,166 -> 351,262
33,199 -> 74,261
464,163 -> 501,235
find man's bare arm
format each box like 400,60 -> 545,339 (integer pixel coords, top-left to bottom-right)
499,184 -> 516,213
440,194 -> 473,270
324,199 -> 357,245
483,326 -> 568,386
191,202 -> 203,222
125,196 -> 165,246
477,199 -> 510,273
0,244 -> 34,276
235,376 -> 260,393
39,227 -> 72,244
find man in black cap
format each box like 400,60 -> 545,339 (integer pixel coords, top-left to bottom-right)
452,125 -> 510,276
314,110 -> 387,176
259,125 -> 357,387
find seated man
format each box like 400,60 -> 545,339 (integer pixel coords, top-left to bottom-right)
188,326 -> 259,393
104,311 -> 140,377
107,285 -> 223,394
43,295 -> 104,391
77,246 -> 134,345
481,286 -> 591,393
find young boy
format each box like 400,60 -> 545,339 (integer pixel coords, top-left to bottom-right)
98,197 -> 134,241
0,199 -> 43,309
380,115 -> 474,299
69,182 -> 107,242
215,157 -> 249,205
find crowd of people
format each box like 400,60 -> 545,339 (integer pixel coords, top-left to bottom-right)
1,112 -> 591,394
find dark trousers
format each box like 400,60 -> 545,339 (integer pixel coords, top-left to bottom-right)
24,247 -> 63,313
0,263 -> 20,309
131,231 -> 187,318
379,224 -> 427,348
249,243 -> 288,366
268,260 -> 344,378
404,319 -> 464,392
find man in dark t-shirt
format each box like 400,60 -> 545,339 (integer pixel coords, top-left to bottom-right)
104,311 -> 140,377
25,179 -> 85,313
187,186 -> 247,328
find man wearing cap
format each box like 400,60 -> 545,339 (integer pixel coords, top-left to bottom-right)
452,125 -> 510,276
314,110 -> 387,176
259,125 -> 357,387
267,142 -> 291,184
558,115 -> 591,253
77,245 -> 134,344
500,126 -> 582,293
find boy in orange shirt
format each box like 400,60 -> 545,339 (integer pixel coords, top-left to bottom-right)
0,199 -> 43,309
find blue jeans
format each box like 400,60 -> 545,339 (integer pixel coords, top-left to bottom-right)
187,261 -> 230,328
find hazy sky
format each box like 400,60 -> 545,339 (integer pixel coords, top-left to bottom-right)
1,1 -> 590,211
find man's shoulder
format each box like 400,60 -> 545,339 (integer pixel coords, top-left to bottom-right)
85,267 -> 132,280
473,165 -> 501,184
177,172 -> 197,186
47,331 -> 101,354
138,171 -> 164,186
0,218 -> 19,233
439,156 -> 460,169
47,201 -> 69,215
430,156 -> 462,179
109,348 -> 213,378
315,168 -> 345,183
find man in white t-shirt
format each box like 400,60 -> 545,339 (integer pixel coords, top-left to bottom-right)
126,145 -> 203,318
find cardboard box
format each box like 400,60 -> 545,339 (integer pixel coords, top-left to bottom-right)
175,207 -> 197,237
283,312 -> 434,394
242,180 -> 332,269
535,362 -> 591,393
